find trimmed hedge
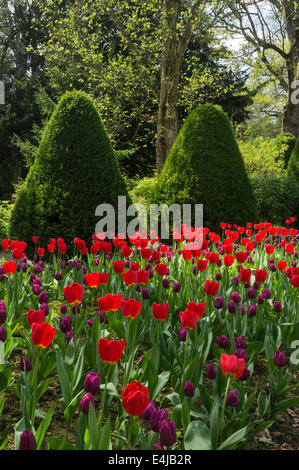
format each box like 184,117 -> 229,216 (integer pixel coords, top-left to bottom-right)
287,138 -> 299,182
152,104 -> 257,231
250,174 -> 299,226
9,90 -> 131,246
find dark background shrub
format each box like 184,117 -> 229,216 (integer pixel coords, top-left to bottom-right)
9,90 -> 132,247
152,104 -> 257,233
250,174 -> 299,226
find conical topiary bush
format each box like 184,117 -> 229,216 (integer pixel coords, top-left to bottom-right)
152,104 -> 257,232
287,138 -> 299,182
9,90 -> 132,246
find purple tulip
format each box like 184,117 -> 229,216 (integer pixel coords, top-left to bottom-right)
227,300 -> 236,314
0,327 -> 7,342
159,420 -> 176,447
19,430 -> 36,450
153,442 -> 164,450
234,335 -> 247,349
216,334 -> 230,349
274,349 -> 286,367
60,316 -> 72,333
178,327 -> 187,342
66,331 -> 75,344
184,381 -> 195,397
247,304 -> 257,316
231,292 -> 241,303
172,281 -> 181,293
273,301 -> 282,313
206,363 -> 217,380
226,389 -> 240,407
60,304 -> 67,315
20,356 -> 32,372
84,372 -> 100,394
80,393 -> 95,415
214,297 -> 223,309
140,400 -> 156,420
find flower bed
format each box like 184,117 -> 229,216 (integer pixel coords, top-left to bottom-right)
0,220 -> 298,450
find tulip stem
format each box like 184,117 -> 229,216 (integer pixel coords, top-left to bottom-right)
219,377 -> 231,444
30,346 -> 40,428
98,364 -> 113,431
127,417 -> 134,450
180,332 -> 188,397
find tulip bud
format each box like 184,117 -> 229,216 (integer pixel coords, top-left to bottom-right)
159,419 -> 176,447
274,349 -> 286,367
60,316 -> 72,333
20,356 -> 32,372
206,363 -> 217,380
226,389 -> 240,407
19,430 -> 36,450
84,372 -> 100,394
80,393 -> 95,415
184,381 -> 195,397
0,327 -> 7,342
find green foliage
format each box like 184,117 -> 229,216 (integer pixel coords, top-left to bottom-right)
152,104 -> 257,231
287,139 -> 299,182
273,133 -> 296,169
129,176 -> 158,210
250,174 -> 299,225
238,136 -> 287,176
0,201 -> 14,240
9,90 -> 131,246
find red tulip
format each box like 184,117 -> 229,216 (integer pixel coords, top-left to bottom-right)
37,248 -> 45,257
186,302 -> 206,319
196,259 -> 208,271
27,309 -> 45,327
141,248 -> 152,259
235,251 -> 247,263
121,299 -> 142,319
31,322 -> 56,348
152,303 -> 169,321
254,269 -> 267,284
179,309 -> 201,330
32,236 -> 38,244
220,353 -> 246,380
203,280 -> 220,297
206,252 -> 219,264
129,262 -> 140,271
121,245 -> 132,257
84,272 -> 109,288
156,264 -> 168,276
136,270 -> 150,285
113,261 -> 124,274
291,275 -> 299,288
239,268 -> 251,284
1,239 -> 9,251
98,338 -> 125,364
223,255 -> 235,267
63,282 -> 84,306
122,381 -> 149,417
98,294 -> 122,312
122,270 -> 137,286
47,244 -> 55,253
277,260 -> 287,272
2,261 -> 16,275
265,244 -> 275,255
285,243 -> 294,254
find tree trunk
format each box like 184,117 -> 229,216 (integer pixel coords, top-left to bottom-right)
282,4 -> 299,138
156,0 -> 180,174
